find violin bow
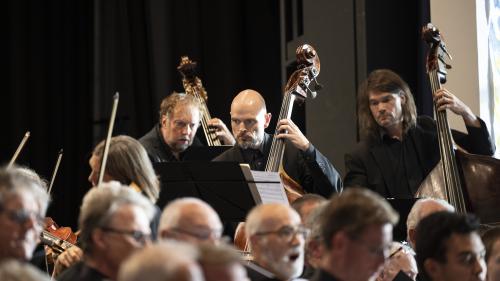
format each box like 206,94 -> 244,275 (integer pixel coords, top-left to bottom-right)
47,149 -> 63,195
97,92 -> 119,186
7,131 -> 30,168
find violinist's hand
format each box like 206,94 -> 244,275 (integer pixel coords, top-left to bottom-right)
208,118 -> 236,145
275,119 -> 310,151
52,246 -> 83,278
434,88 -> 480,127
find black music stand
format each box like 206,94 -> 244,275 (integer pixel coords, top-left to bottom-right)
153,162 -> 285,222
182,145 -> 232,161
387,198 -> 419,242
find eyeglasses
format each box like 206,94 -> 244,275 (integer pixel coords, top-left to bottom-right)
101,227 -> 151,244
255,225 -> 310,242
0,206 -> 44,227
169,227 -> 223,242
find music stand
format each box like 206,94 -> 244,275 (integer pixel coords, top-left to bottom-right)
154,161 -> 286,222
182,145 -> 232,161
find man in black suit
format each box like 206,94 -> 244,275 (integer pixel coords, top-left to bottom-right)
213,89 -> 342,197
344,69 -> 495,198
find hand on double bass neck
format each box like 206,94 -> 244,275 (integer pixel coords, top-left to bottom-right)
433,88 -> 480,128
207,118 -> 236,145
275,119 -> 310,152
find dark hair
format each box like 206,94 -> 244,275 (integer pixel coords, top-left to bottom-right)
415,211 -> 480,281
357,69 -> 417,140
319,188 -> 398,249
481,227 -> 500,262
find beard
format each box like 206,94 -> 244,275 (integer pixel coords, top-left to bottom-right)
261,248 -> 304,280
236,130 -> 263,150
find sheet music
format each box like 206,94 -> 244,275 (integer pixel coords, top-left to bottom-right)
249,170 -> 288,205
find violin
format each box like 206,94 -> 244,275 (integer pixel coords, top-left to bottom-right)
42,217 -> 77,255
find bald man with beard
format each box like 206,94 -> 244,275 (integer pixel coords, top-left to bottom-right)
214,89 -> 342,197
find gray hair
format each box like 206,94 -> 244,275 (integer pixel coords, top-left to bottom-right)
0,166 -> 50,216
78,182 -> 155,253
118,241 -> 201,281
305,202 -> 328,243
93,135 -> 160,203
159,92 -> 202,123
406,198 -> 455,238
198,242 -> 243,266
0,259 -> 51,281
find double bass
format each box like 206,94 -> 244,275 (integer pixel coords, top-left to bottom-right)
234,44 -> 323,251
177,56 -> 223,146
416,23 -> 500,226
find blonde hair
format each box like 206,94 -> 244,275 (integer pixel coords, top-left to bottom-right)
93,135 -> 160,203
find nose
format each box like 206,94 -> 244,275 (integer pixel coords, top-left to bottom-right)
88,171 -> 96,186
472,256 -> 486,278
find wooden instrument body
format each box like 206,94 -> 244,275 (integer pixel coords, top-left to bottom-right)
417,24 -> 500,226
417,150 -> 500,225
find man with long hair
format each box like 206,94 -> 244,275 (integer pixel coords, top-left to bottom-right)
344,69 -> 494,198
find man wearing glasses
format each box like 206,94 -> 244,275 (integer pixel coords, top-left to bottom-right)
311,188 -> 399,281
157,197 -> 224,244
0,167 -> 50,262
58,183 -> 155,281
244,203 -> 308,281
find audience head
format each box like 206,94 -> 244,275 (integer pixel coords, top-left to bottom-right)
78,183 -> 155,280
0,167 -> 50,261
198,242 -> 249,281
118,241 -> 204,281
304,201 -> 327,271
158,198 -> 223,244
416,211 -> 486,281
0,259 -> 51,281
230,89 -> 272,149
89,135 -> 160,203
481,227 -> 500,281
291,193 -> 326,223
318,188 -> 399,281
406,198 -> 455,249
357,69 -> 417,139
245,203 -> 306,280
159,92 -> 201,154
376,242 -> 418,281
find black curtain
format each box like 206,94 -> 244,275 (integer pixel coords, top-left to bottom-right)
4,0 -> 94,228
93,0 -> 282,141
364,0 -> 433,117
4,0 -> 281,228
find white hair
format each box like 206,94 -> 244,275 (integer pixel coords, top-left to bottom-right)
0,259 -> 51,281
78,182 -> 155,253
406,198 -> 455,238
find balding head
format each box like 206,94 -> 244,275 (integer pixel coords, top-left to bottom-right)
406,198 -> 454,248
245,203 -> 305,280
118,241 -> 203,281
230,89 -> 271,149
158,198 -> 223,244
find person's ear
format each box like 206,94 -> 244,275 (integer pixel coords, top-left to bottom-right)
264,113 -> 272,129
161,114 -> 168,128
92,229 -> 107,250
424,259 -> 442,281
400,92 -> 406,105
408,228 -> 416,248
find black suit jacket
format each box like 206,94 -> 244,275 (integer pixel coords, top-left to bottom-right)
214,133 -> 342,198
139,124 -> 203,163
344,116 -> 495,197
